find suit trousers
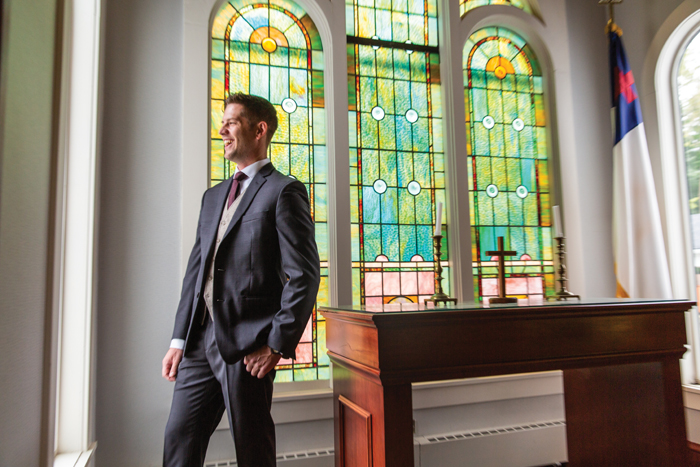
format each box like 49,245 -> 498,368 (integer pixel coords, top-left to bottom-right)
163,314 -> 276,467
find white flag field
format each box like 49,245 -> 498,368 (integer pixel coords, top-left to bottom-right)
609,29 -> 672,299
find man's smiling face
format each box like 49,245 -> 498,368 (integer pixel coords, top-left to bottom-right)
219,103 -> 258,164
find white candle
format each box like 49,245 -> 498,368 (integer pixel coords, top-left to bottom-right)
435,202 -> 443,236
552,205 -> 564,238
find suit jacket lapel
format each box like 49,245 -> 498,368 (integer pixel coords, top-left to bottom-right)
200,177 -> 232,262
222,163 -> 273,239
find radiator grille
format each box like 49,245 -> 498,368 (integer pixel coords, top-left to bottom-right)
204,448 -> 335,466
424,420 -> 566,444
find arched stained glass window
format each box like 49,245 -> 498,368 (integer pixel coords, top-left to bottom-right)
346,0 -> 448,306
211,0 -> 329,382
463,27 -> 554,303
460,0 -> 533,17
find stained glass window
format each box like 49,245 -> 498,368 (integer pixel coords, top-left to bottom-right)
460,0 -> 533,17
211,0 -> 328,381
464,27 -> 554,303
346,0 -> 448,306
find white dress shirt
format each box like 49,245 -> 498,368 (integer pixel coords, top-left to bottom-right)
170,158 -> 271,350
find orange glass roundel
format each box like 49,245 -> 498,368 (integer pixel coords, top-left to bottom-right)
495,65 -> 507,79
261,37 -> 277,53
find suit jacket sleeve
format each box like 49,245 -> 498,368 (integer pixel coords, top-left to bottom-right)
171,193 -> 205,341
267,181 -> 320,358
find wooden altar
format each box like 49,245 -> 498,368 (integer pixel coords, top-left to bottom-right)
320,299 -> 694,467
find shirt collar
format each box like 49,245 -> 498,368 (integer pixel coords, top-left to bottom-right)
234,158 -> 270,180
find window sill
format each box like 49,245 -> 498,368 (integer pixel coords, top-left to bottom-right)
54,443 -> 96,467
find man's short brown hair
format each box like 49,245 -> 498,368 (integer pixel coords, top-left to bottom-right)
224,93 -> 279,144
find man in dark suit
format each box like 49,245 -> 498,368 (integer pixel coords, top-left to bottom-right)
161,93 -> 320,467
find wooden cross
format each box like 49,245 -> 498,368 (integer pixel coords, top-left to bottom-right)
485,236 -> 518,304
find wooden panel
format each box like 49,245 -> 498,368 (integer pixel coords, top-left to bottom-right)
333,359 -> 414,467
339,395 -> 372,467
564,361 -> 689,467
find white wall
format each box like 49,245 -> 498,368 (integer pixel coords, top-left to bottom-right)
0,0 -> 59,465
95,0 -> 184,465
561,0 -> 617,297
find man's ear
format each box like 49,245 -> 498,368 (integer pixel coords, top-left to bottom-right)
256,120 -> 268,142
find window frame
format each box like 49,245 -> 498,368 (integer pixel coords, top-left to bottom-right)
644,4 -> 700,384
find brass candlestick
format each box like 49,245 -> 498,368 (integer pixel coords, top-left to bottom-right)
486,236 -> 518,304
547,237 -> 580,301
424,235 -> 457,307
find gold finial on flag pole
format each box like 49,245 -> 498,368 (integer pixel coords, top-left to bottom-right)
599,0 -> 624,36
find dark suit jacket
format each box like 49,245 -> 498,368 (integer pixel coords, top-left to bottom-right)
171,163 -> 320,363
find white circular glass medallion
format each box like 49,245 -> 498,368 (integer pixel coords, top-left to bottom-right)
483,116 -> 495,129
512,118 -> 525,132
371,106 -> 385,121
405,109 -> 419,123
288,174 -> 297,179
407,181 -> 421,196
373,179 -> 388,194
405,40 -> 413,54
372,35 -> 380,50
486,184 -> 499,198
281,98 -> 297,113
516,185 -> 528,199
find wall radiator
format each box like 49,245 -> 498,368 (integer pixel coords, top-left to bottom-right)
204,420 -> 566,467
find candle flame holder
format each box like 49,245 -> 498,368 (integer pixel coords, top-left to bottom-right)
547,237 -> 580,301
424,235 -> 457,307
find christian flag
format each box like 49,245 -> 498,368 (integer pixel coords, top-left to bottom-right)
609,30 -> 672,298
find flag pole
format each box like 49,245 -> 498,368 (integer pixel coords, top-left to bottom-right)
599,0 -> 623,35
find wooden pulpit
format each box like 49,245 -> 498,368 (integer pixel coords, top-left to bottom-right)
320,299 -> 694,467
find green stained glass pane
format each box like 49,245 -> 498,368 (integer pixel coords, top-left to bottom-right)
363,187 -> 381,223
520,127 -> 535,158
270,67 -> 289,104
380,151 -> 398,186
211,0 -> 327,381
350,185 -> 360,223
506,158 -> 520,189
381,188 -> 398,224
536,127 -> 548,159
397,152 -> 413,185
290,108 -> 309,144
351,224 -> 360,260
250,64 -> 270,97
361,113 -> 379,148
489,124 -> 505,158
364,224 -> 382,259
398,191 -> 416,223
267,45 -> 286,68
465,26 -> 553,302
348,0 -> 446,305
382,224 -> 400,259
290,144 -> 310,182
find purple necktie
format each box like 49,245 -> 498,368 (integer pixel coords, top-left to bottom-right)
227,171 -> 248,208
